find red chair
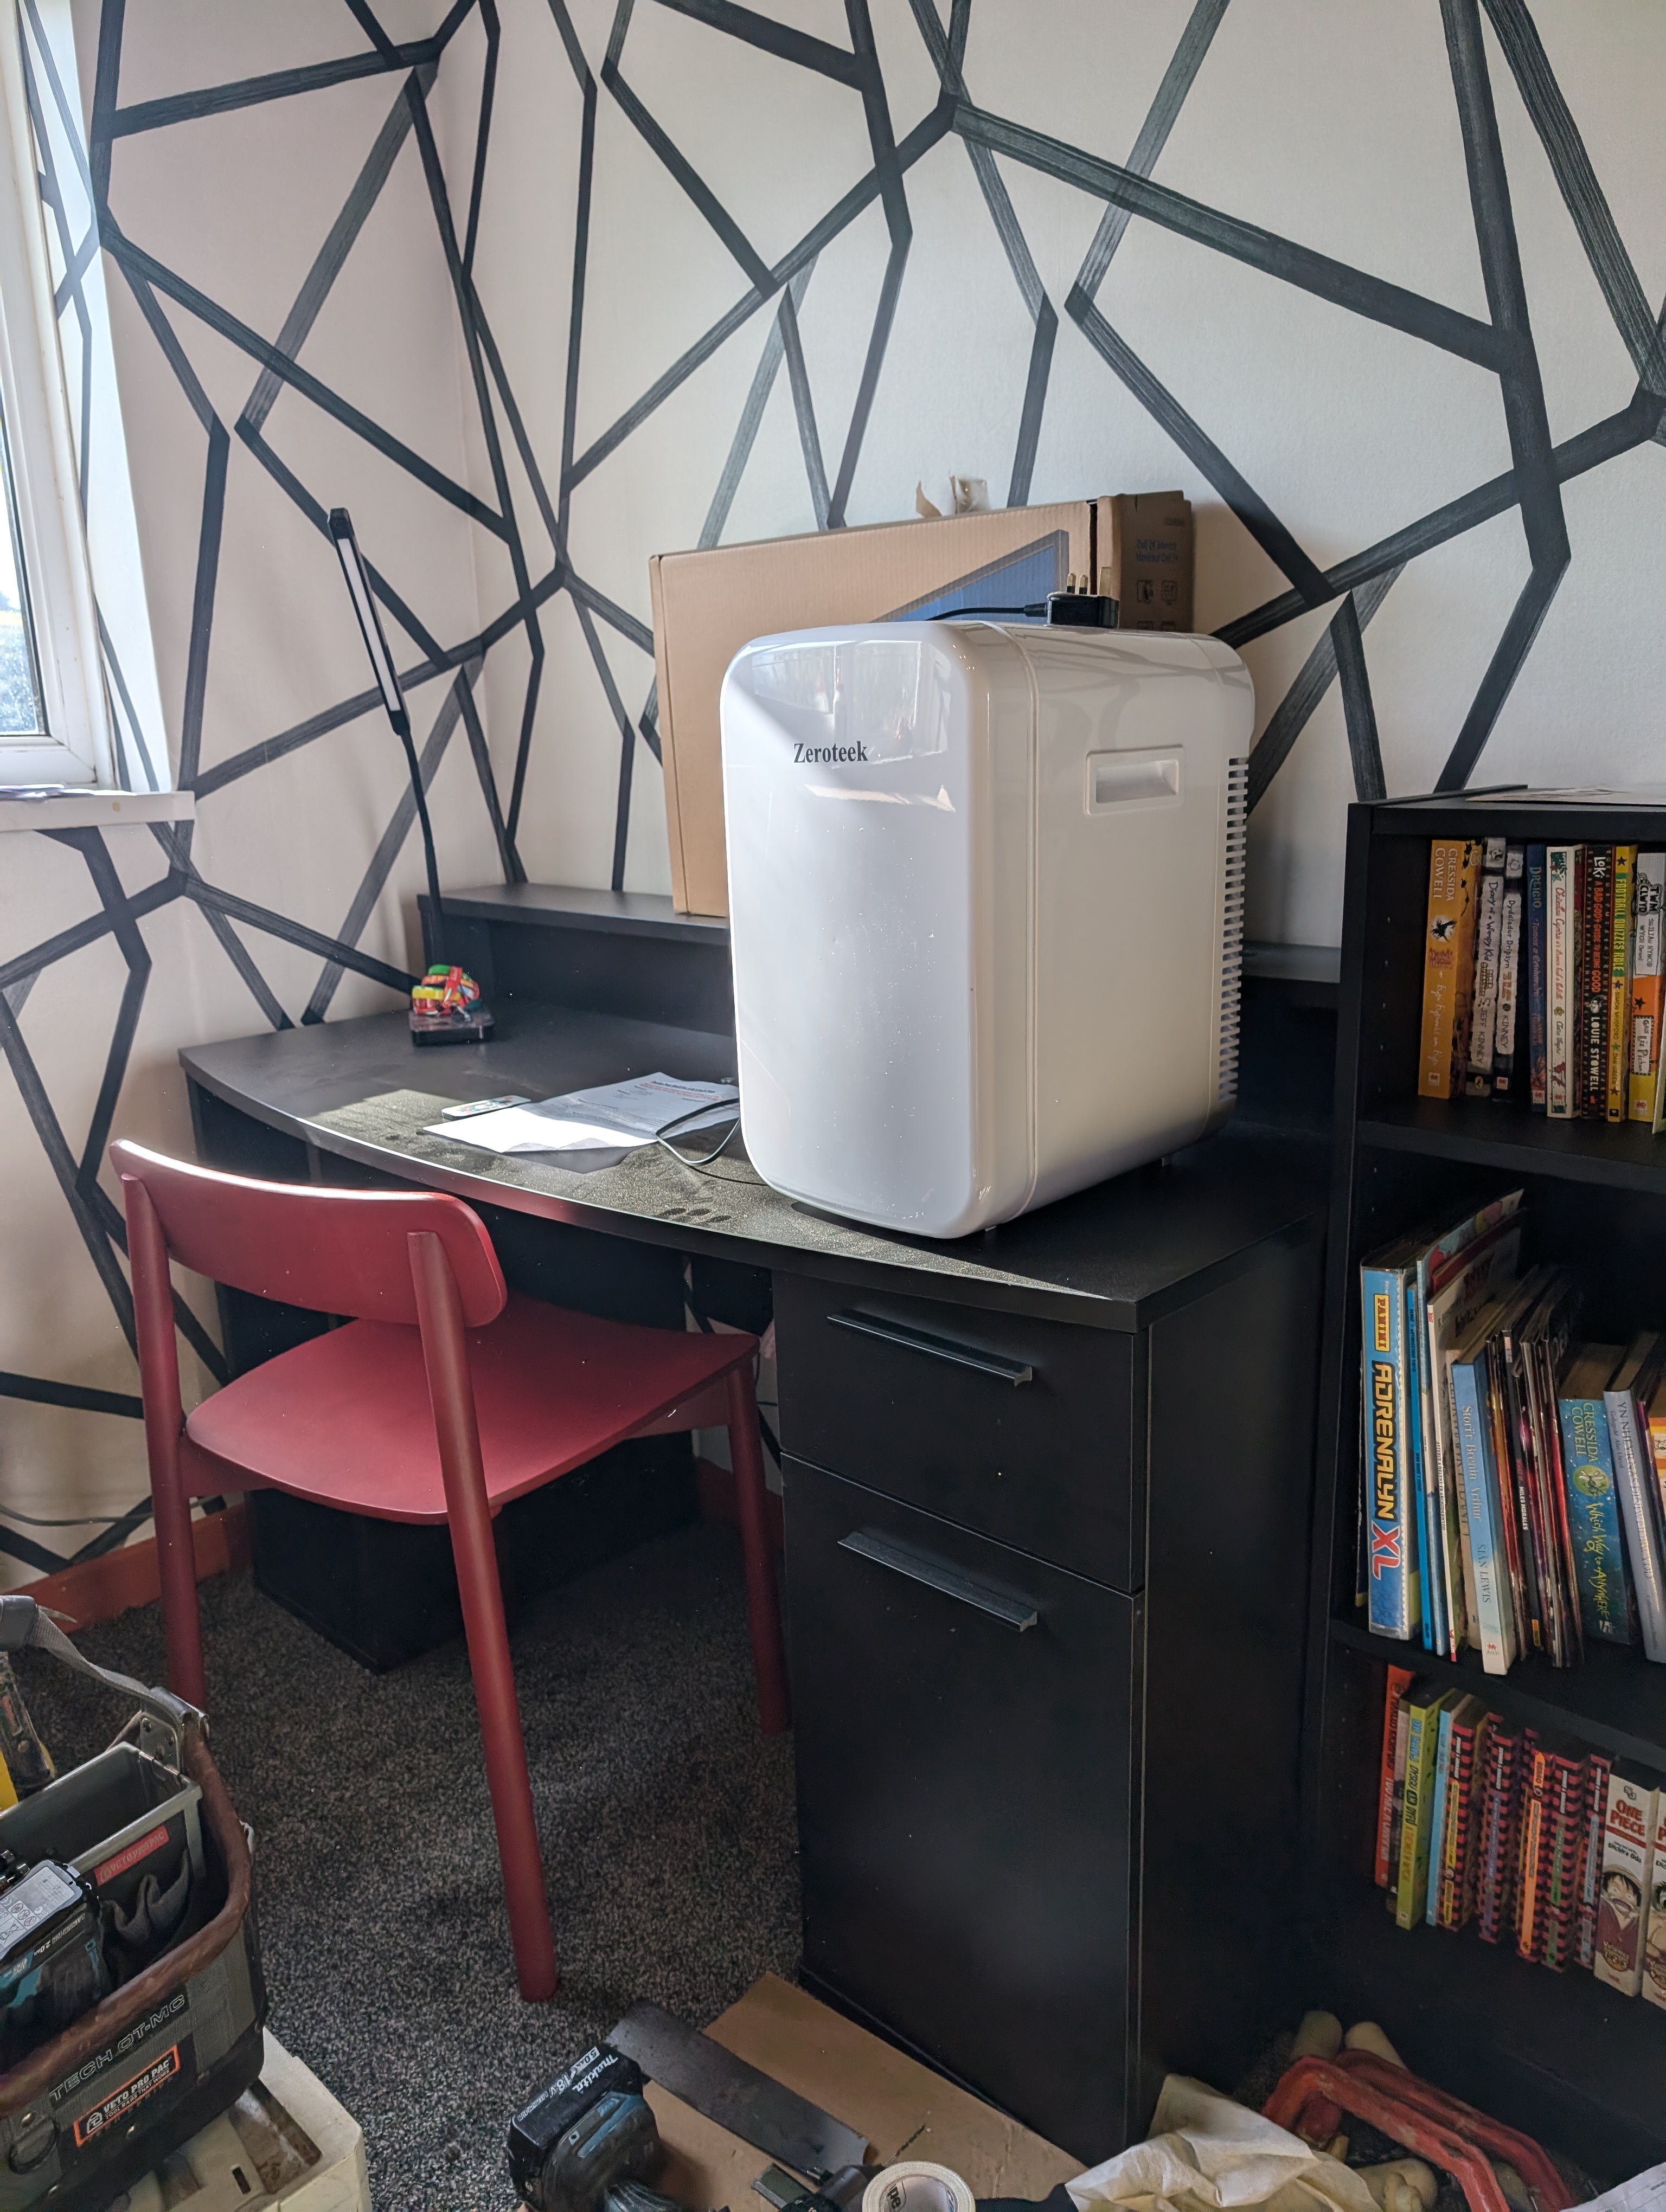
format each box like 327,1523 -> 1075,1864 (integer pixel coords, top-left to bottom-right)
111,1138 -> 789,2002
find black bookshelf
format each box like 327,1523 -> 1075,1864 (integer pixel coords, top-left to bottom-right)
1305,793 -> 1666,2185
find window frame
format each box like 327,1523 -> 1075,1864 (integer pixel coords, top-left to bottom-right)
0,0 -> 115,788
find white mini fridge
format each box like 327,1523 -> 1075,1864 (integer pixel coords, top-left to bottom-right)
721,620 -> 1254,1238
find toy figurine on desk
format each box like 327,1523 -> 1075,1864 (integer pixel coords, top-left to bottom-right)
328,505 -> 495,1047
410,962 -> 493,1046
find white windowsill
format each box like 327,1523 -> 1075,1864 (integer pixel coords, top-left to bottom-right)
0,788 -> 193,833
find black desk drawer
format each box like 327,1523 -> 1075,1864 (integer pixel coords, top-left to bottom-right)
785,1457 -> 1138,2160
774,1276 -> 1138,1590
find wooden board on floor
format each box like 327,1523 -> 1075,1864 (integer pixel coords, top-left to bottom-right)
647,1975 -> 1078,2212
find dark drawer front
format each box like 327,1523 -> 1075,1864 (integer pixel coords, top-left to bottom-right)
774,1276 -> 1139,1590
785,1458 -> 1139,2161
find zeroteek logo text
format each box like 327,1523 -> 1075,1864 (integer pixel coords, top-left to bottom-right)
791,742 -> 868,763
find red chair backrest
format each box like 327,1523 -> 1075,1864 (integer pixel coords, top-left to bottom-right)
110,1140 -> 507,1327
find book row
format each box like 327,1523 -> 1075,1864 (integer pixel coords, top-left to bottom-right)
1361,1190 -> 1666,1667
1417,836 -> 1666,1120
1374,1667 -> 1666,2005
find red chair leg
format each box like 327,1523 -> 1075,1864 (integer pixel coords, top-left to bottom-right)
409,1232 -> 558,2001
124,1179 -> 207,1706
725,1364 -> 791,1734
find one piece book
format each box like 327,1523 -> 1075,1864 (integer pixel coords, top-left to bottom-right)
1433,1693 -> 1486,1927
1477,1722 -> 1522,1943
1559,1344 -> 1634,1648
1375,1662 -> 1417,1888
1593,1765 -> 1658,1996
1425,1203 -> 1525,1657
1396,1682 -> 1459,1928
1449,1301 -> 1520,1674
1419,839 -> 1481,1099
1643,1794 -> 1666,2012
1578,1749 -> 1613,1969
1605,1332 -> 1666,1663
1607,844 -> 1636,1122
1494,844 -> 1526,1098
1546,844 -> 1580,1118
1630,851 -> 1665,1122
1581,845 -> 1613,1119
1363,1237 -> 1421,1639
1526,844 -> 1548,1111
1468,838 -> 1509,1096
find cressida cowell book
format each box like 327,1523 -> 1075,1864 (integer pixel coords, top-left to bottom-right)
1558,1345 -> 1635,1649
1418,839 -> 1481,1098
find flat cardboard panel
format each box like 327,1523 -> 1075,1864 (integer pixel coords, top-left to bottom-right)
651,504 -> 1099,915
1105,493 -> 1193,634
646,1973 -> 1078,2209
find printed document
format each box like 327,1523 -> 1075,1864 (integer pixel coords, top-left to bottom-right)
425,1073 -> 738,1156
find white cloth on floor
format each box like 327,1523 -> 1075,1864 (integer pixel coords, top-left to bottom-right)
1066,2078 -> 1377,2212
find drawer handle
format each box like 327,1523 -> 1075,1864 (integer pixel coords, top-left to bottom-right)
838,1528 -> 1039,1632
825,1309 -> 1034,1386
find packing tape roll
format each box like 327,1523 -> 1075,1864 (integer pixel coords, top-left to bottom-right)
861,2164 -> 975,2212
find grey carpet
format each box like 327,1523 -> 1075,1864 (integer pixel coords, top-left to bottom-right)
16,1520 -> 801,2212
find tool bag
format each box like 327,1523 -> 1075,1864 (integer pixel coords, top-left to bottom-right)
0,1598 -> 266,2212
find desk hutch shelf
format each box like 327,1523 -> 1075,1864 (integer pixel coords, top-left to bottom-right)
1306,795 -> 1666,2185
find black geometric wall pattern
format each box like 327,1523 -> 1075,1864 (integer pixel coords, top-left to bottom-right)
1,0 -> 1662,1574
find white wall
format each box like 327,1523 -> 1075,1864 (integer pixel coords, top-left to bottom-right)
0,0 -> 1662,1573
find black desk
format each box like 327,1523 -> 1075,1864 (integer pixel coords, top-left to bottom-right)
182,954 -> 1327,2162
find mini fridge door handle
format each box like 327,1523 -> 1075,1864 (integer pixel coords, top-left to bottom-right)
837,1527 -> 1039,1631
825,1309 -> 1034,1386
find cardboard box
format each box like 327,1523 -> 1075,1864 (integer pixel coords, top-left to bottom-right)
1105,491 -> 1194,635
651,500 -> 1105,916
643,1973 -> 1078,2206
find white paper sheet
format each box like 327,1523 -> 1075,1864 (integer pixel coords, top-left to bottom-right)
426,1073 -> 738,1156
1576,2164 -> 1666,2212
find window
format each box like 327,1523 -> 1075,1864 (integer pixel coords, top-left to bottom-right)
0,0 -> 163,790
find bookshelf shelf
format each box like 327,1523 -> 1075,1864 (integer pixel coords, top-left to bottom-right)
1312,1887 -> 1666,2179
1329,1619 -> 1666,1769
1306,793 -> 1666,2186
1359,1097 -> 1666,1194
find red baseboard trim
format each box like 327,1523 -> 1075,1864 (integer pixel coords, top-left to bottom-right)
20,1505 -> 251,1633
696,1458 -> 784,1551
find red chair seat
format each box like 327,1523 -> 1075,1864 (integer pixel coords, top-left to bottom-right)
187,1293 -> 747,1523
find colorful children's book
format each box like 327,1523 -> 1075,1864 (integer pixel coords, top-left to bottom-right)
1363,1237 -> 1420,1639
1375,1663 -> 1416,1888
1630,851 -> 1665,1122
1605,1334 -> 1666,1663
1546,845 -> 1580,1118
1607,844 -> 1636,1122
1578,1750 -> 1613,1969
1558,1345 -> 1633,1648
1396,1683 -> 1459,1930
1468,838 -> 1508,1096
1476,1722 -> 1522,1944
1419,839 -> 1481,1099
1449,1300 -> 1519,1674
1526,844 -> 1548,1111
1581,845 -> 1613,1120
1494,844 -> 1526,1098
1643,1795 -> 1666,2013
1431,1693 -> 1485,1927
